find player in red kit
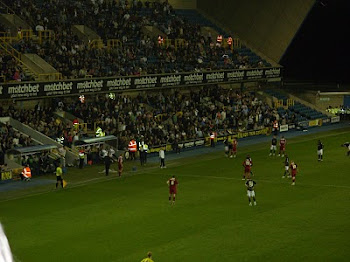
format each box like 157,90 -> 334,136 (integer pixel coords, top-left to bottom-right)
230,138 -> 238,158
167,175 -> 178,205
279,136 -> 286,157
117,153 -> 123,177
290,161 -> 298,185
242,155 -> 253,180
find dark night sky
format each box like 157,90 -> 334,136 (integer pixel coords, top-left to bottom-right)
280,0 -> 350,84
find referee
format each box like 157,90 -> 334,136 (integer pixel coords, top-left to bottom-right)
56,163 -> 64,189
141,252 -> 154,262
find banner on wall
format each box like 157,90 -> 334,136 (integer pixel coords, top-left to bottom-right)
279,124 -> 288,132
0,170 -> 12,181
0,67 -> 282,100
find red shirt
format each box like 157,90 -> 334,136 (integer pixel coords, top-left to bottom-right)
243,158 -> 252,171
168,178 -> 178,193
290,163 -> 297,175
280,138 -> 286,149
232,140 -> 237,150
118,156 -> 123,167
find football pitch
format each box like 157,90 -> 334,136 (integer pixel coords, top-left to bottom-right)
1,127 -> 350,262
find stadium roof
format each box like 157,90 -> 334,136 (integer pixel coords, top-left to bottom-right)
75,135 -> 117,145
7,145 -> 58,155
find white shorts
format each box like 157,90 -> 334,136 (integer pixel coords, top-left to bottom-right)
224,146 -> 229,152
270,145 -> 276,150
285,166 -> 289,171
247,190 -> 255,198
318,149 -> 323,155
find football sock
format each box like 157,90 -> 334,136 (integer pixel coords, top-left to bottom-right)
169,196 -> 171,201
61,182 -> 64,188
173,197 -> 175,202
56,182 -> 58,188
253,197 -> 256,202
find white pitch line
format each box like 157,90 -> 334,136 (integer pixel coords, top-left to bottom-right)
183,174 -> 350,189
0,161 -> 183,203
1,128 -> 349,203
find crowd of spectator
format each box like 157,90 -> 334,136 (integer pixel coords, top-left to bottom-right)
20,152 -> 57,175
58,86 -> 283,150
0,122 -> 34,152
0,104 -> 80,148
0,50 -> 32,82
3,0 -> 268,80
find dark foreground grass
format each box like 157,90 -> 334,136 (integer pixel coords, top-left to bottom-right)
1,128 -> 350,262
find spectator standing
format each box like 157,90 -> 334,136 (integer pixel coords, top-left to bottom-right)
78,149 -> 85,169
159,147 -> 166,168
104,152 -> 112,176
55,163 -> 64,189
21,164 -> 31,181
210,131 -> 216,147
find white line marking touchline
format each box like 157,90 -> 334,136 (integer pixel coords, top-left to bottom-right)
1,128 -> 349,202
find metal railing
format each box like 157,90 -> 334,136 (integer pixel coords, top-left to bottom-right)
0,1 -> 15,14
0,40 -> 62,81
38,30 -> 54,44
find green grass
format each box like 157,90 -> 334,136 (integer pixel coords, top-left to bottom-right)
1,128 -> 350,262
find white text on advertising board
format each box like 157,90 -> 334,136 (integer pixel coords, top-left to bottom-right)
8,84 -> 40,98
44,82 -> 73,96
77,80 -> 103,92
159,75 -> 181,87
246,69 -> 264,79
106,78 -> 132,90
184,73 -> 203,84
206,72 -> 225,83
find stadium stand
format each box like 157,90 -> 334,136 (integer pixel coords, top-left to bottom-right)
1,0 -> 270,79
58,86 -> 275,150
0,49 -> 32,82
264,89 -> 329,123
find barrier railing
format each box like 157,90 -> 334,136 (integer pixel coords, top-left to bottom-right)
89,39 -> 104,49
0,1 -> 15,14
38,72 -> 62,81
38,30 -> 54,44
107,39 -> 122,49
20,29 -> 33,41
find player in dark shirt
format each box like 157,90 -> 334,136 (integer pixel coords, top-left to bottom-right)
317,140 -> 324,161
269,135 -> 277,156
282,155 -> 290,178
245,179 -> 257,206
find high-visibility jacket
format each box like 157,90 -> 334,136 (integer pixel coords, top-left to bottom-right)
128,140 -> 137,152
79,150 -> 85,159
227,37 -> 233,46
216,35 -> 223,43
273,121 -> 279,129
96,127 -> 105,137
22,167 -> 32,178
